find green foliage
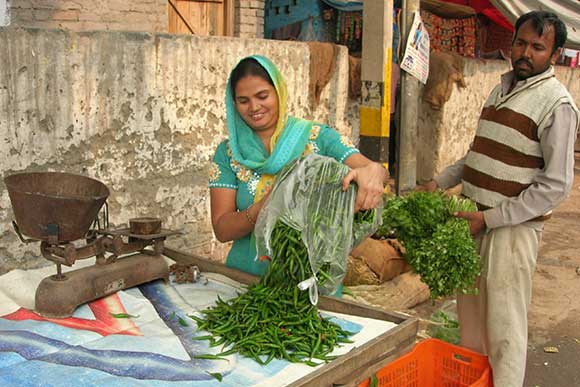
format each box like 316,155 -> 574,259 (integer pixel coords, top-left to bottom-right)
378,192 -> 481,298
428,310 -> 460,345
377,191 -> 448,251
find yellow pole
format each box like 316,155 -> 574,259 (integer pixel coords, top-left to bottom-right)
359,0 -> 394,166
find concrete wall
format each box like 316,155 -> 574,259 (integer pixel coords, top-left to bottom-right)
9,0 -> 167,32
417,59 -> 580,182
236,0 -> 264,39
0,26 -> 351,274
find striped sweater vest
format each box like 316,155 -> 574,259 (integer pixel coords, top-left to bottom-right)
462,68 -> 579,209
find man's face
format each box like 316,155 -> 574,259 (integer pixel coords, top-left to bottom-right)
511,19 -> 561,80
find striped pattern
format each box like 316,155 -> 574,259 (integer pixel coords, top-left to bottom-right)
464,165 -> 531,197
463,180 -> 512,208
480,106 -> 539,141
465,151 -> 539,185
474,120 -> 543,157
470,136 -> 544,169
462,70 -> 575,209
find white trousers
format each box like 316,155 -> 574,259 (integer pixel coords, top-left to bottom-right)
457,225 -> 540,387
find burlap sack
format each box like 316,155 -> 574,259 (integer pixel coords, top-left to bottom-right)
343,255 -> 381,286
351,238 -> 411,283
423,50 -> 466,110
307,42 -> 337,107
344,272 -> 430,311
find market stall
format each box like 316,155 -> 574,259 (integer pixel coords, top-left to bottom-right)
0,169 -> 418,387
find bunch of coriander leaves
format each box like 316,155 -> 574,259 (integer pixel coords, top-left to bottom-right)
375,191 -> 481,298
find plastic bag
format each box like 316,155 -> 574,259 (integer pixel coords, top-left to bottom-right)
255,153 -> 382,300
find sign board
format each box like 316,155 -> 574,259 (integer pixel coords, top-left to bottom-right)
400,12 -> 430,84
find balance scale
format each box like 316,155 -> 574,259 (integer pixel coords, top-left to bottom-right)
4,172 -> 180,318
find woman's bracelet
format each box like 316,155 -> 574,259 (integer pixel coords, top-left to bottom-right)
244,206 -> 256,225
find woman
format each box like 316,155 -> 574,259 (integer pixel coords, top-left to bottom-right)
209,55 -> 387,276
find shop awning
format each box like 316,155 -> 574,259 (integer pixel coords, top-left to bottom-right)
323,0 -> 580,49
489,0 -> 580,50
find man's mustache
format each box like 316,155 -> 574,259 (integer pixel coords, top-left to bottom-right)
515,58 -> 533,68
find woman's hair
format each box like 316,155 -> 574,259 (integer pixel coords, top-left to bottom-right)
230,58 -> 274,98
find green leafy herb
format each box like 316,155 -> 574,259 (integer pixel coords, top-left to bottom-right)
178,316 -> 188,327
428,310 -> 460,344
378,192 -> 481,298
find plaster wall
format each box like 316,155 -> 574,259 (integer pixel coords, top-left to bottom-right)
0,27 -> 351,274
417,59 -> 580,182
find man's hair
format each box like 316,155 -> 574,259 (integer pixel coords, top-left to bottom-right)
514,11 -> 568,53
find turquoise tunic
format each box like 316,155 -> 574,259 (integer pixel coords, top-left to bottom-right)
208,124 -> 359,276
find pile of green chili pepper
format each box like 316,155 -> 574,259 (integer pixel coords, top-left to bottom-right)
188,216 -> 376,367
261,219 -> 337,289
190,155 -> 380,367
189,282 -> 351,366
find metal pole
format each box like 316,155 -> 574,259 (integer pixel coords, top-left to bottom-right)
396,0 -> 420,195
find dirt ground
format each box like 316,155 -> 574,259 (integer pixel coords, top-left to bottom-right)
407,153 -> 580,387
523,152 -> 580,387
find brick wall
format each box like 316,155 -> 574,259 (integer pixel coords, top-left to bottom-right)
235,0 -> 264,38
9,0 -> 167,32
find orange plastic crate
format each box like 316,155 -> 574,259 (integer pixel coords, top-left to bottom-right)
357,339 -> 492,387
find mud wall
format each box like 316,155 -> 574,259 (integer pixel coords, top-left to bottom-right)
0,27 -> 351,273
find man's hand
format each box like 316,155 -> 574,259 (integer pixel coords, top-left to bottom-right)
454,210 -> 486,236
416,180 -> 438,192
342,162 -> 387,212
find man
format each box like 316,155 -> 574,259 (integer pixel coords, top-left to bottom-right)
419,11 -> 579,387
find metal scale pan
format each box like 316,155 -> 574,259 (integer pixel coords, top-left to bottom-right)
4,172 -> 171,318
4,172 -> 110,243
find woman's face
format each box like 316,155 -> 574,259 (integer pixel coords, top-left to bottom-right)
234,75 -> 279,133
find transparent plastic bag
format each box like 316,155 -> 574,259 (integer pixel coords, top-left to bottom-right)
255,153 -> 382,300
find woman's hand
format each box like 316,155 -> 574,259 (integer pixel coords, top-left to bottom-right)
343,154 -> 388,212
